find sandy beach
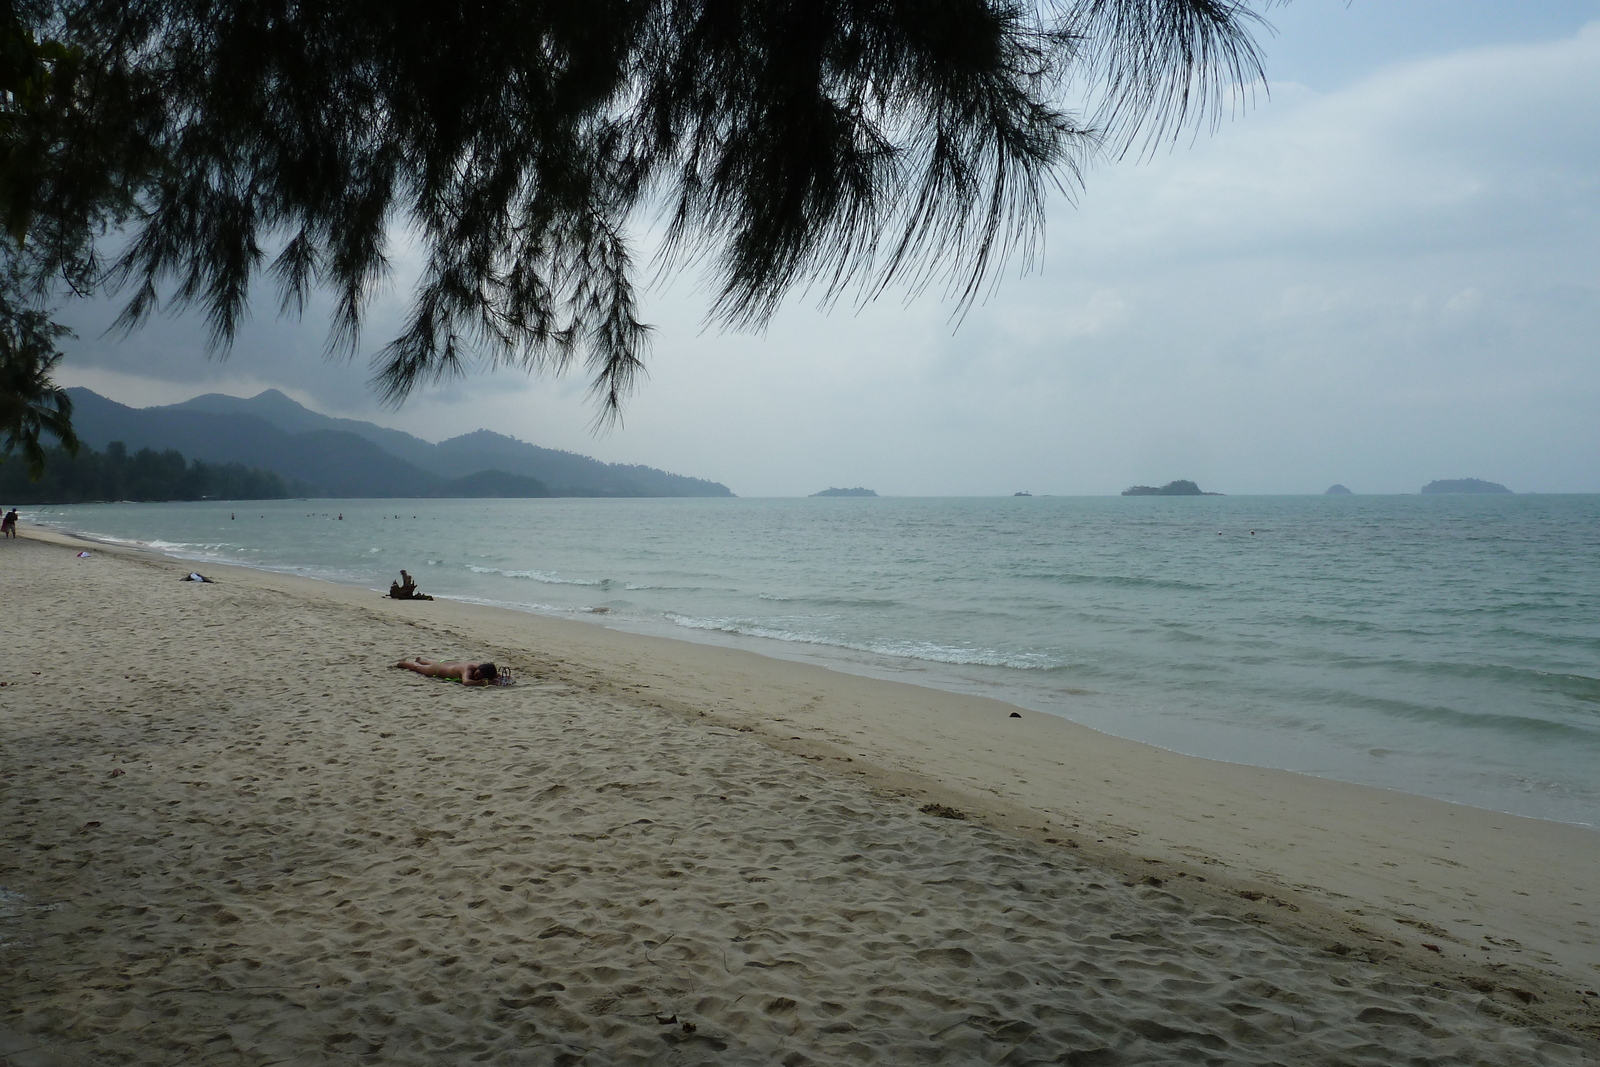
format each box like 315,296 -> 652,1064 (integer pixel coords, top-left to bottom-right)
2,525 -> 1597,1065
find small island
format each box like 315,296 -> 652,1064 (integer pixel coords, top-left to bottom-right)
1325,484 -> 1353,495
1420,478 -> 1511,495
811,487 -> 878,497
1013,491 -> 1033,497
1121,480 -> 1223,497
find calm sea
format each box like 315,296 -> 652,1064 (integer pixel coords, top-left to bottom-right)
24,495 -> 1600,827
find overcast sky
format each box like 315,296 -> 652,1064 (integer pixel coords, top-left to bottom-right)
55,0 -> 1600,496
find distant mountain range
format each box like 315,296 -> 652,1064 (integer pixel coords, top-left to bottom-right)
64,388 -> 734,499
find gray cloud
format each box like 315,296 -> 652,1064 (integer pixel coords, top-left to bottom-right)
55,16 -> 1600,496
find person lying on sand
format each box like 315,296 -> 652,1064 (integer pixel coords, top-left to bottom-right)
394,657 -> 502,686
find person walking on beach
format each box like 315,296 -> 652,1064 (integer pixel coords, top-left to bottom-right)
394,657 -> 500,686
1,508 -> 18,538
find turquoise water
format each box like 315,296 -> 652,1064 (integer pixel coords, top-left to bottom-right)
25,495 -> 1600,826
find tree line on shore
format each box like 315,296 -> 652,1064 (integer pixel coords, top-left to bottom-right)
0,440 -> 298,503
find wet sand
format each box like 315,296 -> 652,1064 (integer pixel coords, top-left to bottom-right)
2,526 -> 1597,1065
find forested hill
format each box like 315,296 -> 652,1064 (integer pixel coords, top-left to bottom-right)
428,430 -> 731,497
63,389 -> 734,498
0,441 -> 296,503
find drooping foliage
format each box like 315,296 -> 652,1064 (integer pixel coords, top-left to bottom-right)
2,2 -> 155,476
0,266 -> 78,478
3,0 -> 1267,433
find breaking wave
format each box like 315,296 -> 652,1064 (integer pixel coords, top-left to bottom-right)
663,613 -> 1062,671
467,565 -> 606,586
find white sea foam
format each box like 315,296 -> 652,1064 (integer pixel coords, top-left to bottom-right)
663,613 -> 1061,671
467,565 -> 605,586
73,531 -> 154,547
439,593 -> 585,615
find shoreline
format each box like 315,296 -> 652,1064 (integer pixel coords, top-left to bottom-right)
29,508 -> 1598,832
4,523 -> 1598,1061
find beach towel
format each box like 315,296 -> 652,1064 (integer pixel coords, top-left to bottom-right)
448,670 -> 515,686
